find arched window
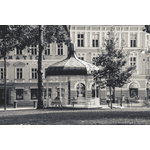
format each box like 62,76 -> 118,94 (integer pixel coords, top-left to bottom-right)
129,82 -> 138,98
91,83 -> 99,98
77,83 -> 85,97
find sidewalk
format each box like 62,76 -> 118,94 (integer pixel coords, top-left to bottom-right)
0,101 -> 149,111
0,107 -> 36,111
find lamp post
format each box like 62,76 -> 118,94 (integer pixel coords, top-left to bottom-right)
120,68 -> 122,107
146,82 -> 149,101
141,50 -> 146,100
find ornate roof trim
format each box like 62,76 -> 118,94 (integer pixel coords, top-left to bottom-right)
0,62 -> 10,67
13,61 -> 26,67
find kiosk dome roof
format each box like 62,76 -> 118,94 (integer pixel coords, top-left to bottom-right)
46,42 -> 99,76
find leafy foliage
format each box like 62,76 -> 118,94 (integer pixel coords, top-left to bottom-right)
93,26 -> 136,103
143,25 -> 150,33
0,25 -> 70,57
0,25 -> 38,57
0,25 -> 70,109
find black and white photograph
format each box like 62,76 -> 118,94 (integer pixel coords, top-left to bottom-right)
1,0 -> 150,150
1,25 -> 150,124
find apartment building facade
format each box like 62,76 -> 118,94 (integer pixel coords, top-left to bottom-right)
0,25 -> 150,105
0,43 -> 68,105
69,25 -> 150,100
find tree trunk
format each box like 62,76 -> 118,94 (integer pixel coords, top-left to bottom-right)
109,86 -> 112,109
4,46 -> 7,110
37,25 -> 44,109
68,80 -> 70,104
121,86 -> 122,107
99,87 -> 101,105
113,86 -> 115,103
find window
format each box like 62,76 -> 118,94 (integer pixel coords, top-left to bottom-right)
31,89 -> 38,99
77,83 -> 85,97
91,84 -> 99,98
45,44 -> 50,55
58,44 -> 63,55
130,88 -> 138,98
16,89 -> 23,100
92,34 -> 99,47
44,88 -> 52,99
92,57 -> 96,65
0,68 -> 4,79
78,34 -> 84,47
32,68 -> 37,79
16,49 -> 22,55
130,57 -> 136,66
16,68 -> 23,79
130,33 -> 137,47
78,57 -> 84,60
56,88 -> 65,98
31,45 -> 37,55
77,53 -> 85,61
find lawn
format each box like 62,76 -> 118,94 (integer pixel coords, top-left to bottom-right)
1,107 -> 150,125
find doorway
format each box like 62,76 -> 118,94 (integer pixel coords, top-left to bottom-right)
0,89 -> 9,105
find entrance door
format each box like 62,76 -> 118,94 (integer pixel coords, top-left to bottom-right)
0,89 -> 9,105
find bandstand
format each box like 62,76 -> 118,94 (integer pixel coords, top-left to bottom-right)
45,42 -> 100,107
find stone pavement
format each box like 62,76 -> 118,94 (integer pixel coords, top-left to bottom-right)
0,100 -> 149,111
0,107 -> 36,111
0,104 -> 132,111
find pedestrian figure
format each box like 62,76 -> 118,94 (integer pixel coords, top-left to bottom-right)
122,95 -> 125,107
127,97 -> 129,107
106,95 -> 110,107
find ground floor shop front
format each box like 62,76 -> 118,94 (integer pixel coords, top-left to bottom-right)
0,76 -> 149,107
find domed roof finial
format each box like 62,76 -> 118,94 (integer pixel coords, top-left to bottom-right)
68,40 -> 76,52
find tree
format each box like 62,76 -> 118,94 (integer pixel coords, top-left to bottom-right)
0,25 -> 37,110
143,25 -> 150,33
0,25 -> 70,109
93,26 -> 136,109
36,25 -> 70,109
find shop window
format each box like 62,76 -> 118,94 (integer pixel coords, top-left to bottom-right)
78,34 -> 84,47
31,89 -> 38,99
130,88 -> 138,98
16,89 -> 23,100
129,83 -> 138,98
